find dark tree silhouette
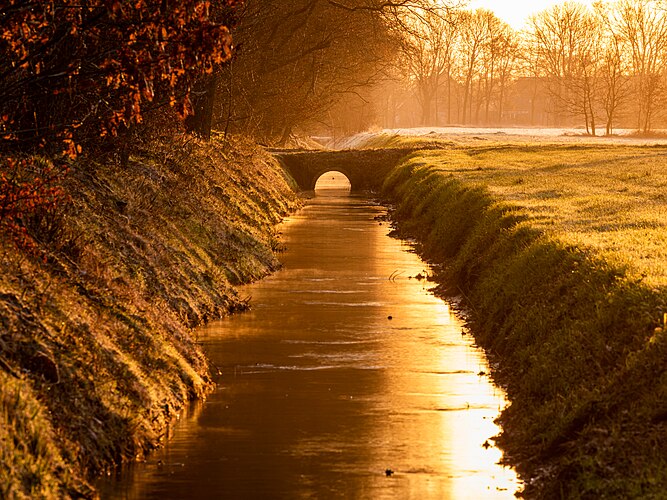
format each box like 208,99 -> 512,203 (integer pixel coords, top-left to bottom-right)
0,0 -> 239,155
216,0 -> 407,145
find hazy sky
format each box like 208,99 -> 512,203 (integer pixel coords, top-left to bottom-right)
467,0 -> 597,29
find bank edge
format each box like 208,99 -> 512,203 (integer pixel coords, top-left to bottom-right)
0,135 -> 299,498
382,152 -> 667,499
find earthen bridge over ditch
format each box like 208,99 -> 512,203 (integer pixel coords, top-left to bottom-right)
272,148 -> 422,191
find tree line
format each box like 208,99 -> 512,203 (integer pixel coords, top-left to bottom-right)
208,0 -> 667,142
4,0 -> 667,250
384,0 -> 667,135
0,0 -> 446,154
5,1 -> 667,154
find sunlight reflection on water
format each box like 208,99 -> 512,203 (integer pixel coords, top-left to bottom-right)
98,191 -> 520,499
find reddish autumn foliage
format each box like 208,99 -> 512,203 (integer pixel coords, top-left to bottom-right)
0,0 -> 239,249
0,0 -> 238,153
0,156 -> 69,250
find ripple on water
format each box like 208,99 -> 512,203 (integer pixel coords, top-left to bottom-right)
301,301 -> 386,307
239,363 -> 386,373
280,339 -> 379,345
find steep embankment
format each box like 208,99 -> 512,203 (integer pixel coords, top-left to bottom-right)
383,149 -> 667,498
0,135 -> 298,498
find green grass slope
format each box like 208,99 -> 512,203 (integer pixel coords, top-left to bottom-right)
383,147 -> 667,498
0,135 -> 298,498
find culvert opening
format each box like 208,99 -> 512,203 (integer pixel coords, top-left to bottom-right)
314,171 -> 351,194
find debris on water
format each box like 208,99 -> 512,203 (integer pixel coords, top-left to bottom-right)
385,469 -> 394,477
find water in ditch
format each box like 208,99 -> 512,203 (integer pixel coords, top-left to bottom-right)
99,182 -> 519,499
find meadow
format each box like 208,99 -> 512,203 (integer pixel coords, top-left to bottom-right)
354,131 -> 667,286
413,143 -> 667,287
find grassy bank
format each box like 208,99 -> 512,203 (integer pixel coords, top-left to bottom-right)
0,135 -> 298,498
382,144 -> 667,498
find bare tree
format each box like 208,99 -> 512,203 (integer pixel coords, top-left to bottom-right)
215,0 -> 467,143
526,2 -> 602,134
495,26 -> 521,124
216,0 -> 402,144
476,14 -> 519,124
608,0 -> 667,133
593,3 -> 634,135
457,9 -> 493,124
400,6 -> 459,125
398,7 -> 520,127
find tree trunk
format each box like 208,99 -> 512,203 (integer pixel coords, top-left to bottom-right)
447,74 -> 452,124
462,83 -> 469,125
498,80 -> 505,125
434,79 -> 439,126
186,74 -> 218,140
588,94 -> 596,136
606,109 -> 613,136
278,122 -> 293,146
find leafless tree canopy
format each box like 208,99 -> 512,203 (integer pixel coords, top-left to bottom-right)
382,0 -> 667,135
215,0 -> 414,144
209,0 -> 667,143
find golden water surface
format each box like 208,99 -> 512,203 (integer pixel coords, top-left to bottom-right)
100,185 -> 519,499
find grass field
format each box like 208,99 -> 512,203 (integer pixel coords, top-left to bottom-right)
412,143 -> 667,287
376,134 -> 667,498
357,133 -> 667,287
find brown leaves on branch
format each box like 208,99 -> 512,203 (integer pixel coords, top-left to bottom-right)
0,0 -> 239,156
0,156 -> 69,252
